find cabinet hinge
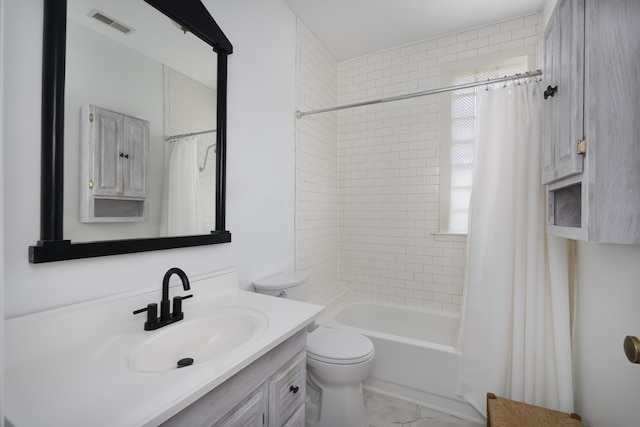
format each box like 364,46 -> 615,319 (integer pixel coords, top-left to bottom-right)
577,139 -> 587,155
88,180 -> 93,189
89,113 -> 94,122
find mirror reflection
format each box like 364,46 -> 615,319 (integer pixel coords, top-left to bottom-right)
65,0 -> 217,242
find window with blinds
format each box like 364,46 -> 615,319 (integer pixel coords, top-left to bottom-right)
447,61 -> 528,233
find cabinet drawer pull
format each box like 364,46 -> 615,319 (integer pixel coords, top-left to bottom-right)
543,85 -> 558,99
289,385 -> 299,394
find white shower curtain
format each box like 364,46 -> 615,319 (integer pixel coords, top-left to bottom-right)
166,136 -> 200,236
457,83 -> 575,416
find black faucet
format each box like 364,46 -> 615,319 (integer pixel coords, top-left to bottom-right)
133,267 -> 193,331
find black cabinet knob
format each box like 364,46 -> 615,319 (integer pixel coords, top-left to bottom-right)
543,85 -> 558,99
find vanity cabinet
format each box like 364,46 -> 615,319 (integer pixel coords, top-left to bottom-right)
162,330 -> 307,427
79,105 -> 149,222
541,0 -> 640,243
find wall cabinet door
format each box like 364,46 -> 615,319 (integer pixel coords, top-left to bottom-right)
582,0 -> 640,243
540,11 -> 559,184
541,0 -> 584,185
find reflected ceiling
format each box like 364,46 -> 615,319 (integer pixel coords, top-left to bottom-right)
67,0 -> 216,88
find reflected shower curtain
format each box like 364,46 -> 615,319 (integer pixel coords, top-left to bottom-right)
166,136 -> 200,236
457,83 -> 574,416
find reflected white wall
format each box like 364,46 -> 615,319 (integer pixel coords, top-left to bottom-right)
64,20 -> 164,241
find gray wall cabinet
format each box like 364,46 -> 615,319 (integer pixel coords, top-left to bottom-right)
542,0 -> 640,243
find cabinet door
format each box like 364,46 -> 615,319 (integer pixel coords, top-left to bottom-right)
122,116 -> 149,197
585,0 -> 640,243
281,406 -> 304,427
215,386 -> 267,427
541,11 -> 559,184
541,0 -> 585,184
269,356 -> 305,427
555,0 -> 584,180
91,107 -> 123,196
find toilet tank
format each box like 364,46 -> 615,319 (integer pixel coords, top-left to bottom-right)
253,271 -> 309,301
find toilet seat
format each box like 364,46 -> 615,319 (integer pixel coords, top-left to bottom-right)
307,326 -> 375,365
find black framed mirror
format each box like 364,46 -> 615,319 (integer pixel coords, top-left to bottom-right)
29,0 -> 232,263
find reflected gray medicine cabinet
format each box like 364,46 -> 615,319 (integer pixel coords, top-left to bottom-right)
79,105 -> 150,223
30,0 -> 233,263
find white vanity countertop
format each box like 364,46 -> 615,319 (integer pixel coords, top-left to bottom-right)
4,269 -> 324,427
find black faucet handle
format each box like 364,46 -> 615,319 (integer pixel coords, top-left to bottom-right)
172,294 -> 193,317
133,302 -> 157,315
133,303 -> 158,330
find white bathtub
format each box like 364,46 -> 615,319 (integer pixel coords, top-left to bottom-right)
317,300 -> 482,423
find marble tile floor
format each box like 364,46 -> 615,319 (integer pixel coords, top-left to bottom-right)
364,389 -> 485,427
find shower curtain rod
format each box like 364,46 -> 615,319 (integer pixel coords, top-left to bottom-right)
295,69 -> 542,118
166,128 -> 217,141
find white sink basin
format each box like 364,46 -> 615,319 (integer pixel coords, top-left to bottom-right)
127,307 -> 268,373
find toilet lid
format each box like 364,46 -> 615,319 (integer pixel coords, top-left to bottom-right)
253,271 -> 309,291
307,326 -> 375,365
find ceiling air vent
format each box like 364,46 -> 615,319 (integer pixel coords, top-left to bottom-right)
89,9 -> 134,35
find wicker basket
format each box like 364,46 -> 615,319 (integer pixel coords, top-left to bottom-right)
486,393 -> 583,427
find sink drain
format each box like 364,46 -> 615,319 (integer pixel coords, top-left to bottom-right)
177,357 -> 194,368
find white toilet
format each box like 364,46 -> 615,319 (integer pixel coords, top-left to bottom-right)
253,271 -> 375,427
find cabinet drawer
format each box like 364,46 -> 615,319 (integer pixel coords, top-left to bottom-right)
269,352 -> 306,426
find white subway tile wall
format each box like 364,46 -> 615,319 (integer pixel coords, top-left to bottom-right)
336,14 -> 540,312
295,20 -> 344,305
296,14 -> 540,312
164,68 -> 217,233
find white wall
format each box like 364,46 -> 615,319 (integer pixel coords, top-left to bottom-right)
574,243 -> 640,426
0,0 -> 5,422
541,0 -> 558,30
2,0 -> 297,318
294,20 -> 342,305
